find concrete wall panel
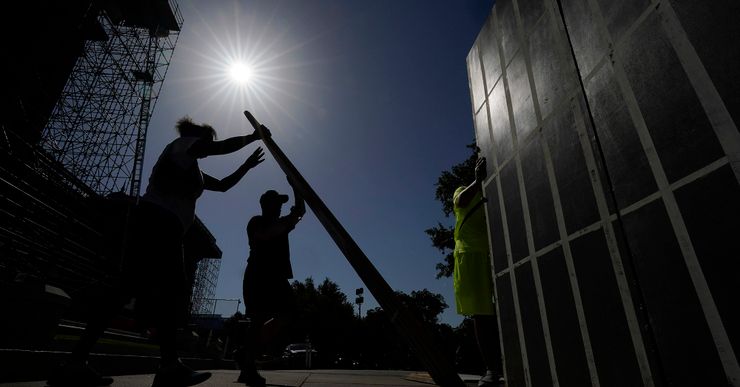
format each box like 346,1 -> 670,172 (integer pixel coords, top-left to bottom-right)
496,273 -> 527,387
521,137 -> 558,251
619,200 -> 726,385
674,165 -> 740,357
621,13 -> 725,183
485,179 -> 510,273
538,248 -> 592,386
571,230 -> 643,387
468,0 -> 740,384
515,263 -> 552,386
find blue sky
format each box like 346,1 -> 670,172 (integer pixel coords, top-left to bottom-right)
143,0 -> 493,326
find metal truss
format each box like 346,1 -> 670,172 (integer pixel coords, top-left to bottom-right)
40,3 -> 183,196
190,258 -> 222,316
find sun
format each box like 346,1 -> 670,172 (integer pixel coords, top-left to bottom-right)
229,62 -> 254,84
181,2 -> 326,132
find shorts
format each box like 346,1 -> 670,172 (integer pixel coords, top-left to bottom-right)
242,266 -> 296,320
120,201 -> 188,326
453,250 -> 495,316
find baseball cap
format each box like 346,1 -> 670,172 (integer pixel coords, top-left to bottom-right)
260,189 -> 289,204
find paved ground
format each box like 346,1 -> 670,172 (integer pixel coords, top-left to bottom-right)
1,369 -> 485,387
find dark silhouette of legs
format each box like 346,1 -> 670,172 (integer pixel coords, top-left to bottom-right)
239,265 -> 295,385
473,314 -> 502,385
236,315 -> 267,386
70,298 -> 122,362
132,202 -> 211,386
51,202 -> 211,386
157,318 -> 179,366
48,289 -> 126,386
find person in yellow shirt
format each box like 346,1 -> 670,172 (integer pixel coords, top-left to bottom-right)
453,157 -> 502,386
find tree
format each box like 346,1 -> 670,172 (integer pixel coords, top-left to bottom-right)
355,289 -> 452,370
426,142 -> 478,278
397,289 -> 448,326
288,277 -> 356,368
222,278 -> 462,371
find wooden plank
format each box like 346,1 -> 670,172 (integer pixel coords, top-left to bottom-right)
244,111 -> 465,387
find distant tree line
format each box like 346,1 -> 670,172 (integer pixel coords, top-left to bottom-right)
221,277 -> 485,374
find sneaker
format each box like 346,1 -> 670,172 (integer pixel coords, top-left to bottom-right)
47,360 -> 114,387
478,370 -> 504,387
151,361 -> 211,387
236,369 -> 266,386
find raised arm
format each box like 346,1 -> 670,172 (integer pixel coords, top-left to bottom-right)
202,147 -> 265,192
188,132 -> 260,158
250,216 -> 300,241
454,157 -> 486,208
285,174 -> 306,225
250,176 -> 305,240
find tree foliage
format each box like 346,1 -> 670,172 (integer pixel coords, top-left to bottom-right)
425,223 -> 455,279
286,281 -> 453,370
354,289 -> 453,370
427,142 -> 479,278
288,277 -> 357,367
398,289 -> 448,325
222,278 -> 484,372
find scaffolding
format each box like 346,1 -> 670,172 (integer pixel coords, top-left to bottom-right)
0,127 -> 106,291
2,0 -> 221,321
39,0 -> 183,196
190,258 -> 222,315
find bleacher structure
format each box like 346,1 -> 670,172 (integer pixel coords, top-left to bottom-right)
0,0 -> 220,318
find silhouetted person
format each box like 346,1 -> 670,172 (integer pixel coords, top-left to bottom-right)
237,176 -> 305,386
453,157 -> 503,387
49,116 -> 267,387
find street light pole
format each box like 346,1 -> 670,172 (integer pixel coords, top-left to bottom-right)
355,288 -> 364,319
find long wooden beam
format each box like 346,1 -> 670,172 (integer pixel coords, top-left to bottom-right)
244,111 -> 464,387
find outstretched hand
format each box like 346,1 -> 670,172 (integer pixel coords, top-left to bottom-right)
286,174 -> 306,218
260,124 -> 272,138
247,126 -> 271,141
245,147 -> 265,168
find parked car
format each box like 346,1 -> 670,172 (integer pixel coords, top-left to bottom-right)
282,343 -> 319,368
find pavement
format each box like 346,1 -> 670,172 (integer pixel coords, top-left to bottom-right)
0,369 -> 485,387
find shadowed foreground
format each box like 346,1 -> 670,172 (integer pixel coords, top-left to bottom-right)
1,369 -> 485,387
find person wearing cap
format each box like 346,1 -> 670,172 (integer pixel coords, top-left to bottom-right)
237,176 -> 305,386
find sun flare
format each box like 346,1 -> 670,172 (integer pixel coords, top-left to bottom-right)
229,62 -> 254,84
181,2 -> 325,132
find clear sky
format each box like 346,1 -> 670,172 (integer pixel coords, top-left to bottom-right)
143,0 -> 494,327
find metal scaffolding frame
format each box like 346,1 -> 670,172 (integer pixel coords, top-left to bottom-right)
39,2 -> 183,196
190,258 -> 221,315
0,127 -> 106,291
3,0 -> 222,322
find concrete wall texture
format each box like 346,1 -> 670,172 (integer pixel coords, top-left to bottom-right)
466,0 -> 740,386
